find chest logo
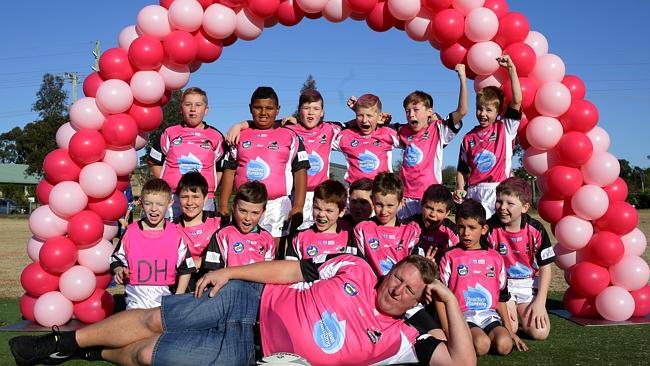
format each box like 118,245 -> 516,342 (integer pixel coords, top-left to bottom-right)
233,242 -> 244,253
351,139 -> 359,147
368,238 -> 380,250
404,144 -> 424,167
457,264 -> 468,276
313,311 -> 346,354
306,245 -> 318,257
498,243 -> 508,256
242,140 -> 251,149
343,282 -> 358,296
473,149 -> 496,173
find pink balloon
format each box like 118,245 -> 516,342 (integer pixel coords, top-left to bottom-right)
555,215 -> 593,251
524,31 -> 548,57
55,122 -> 78,149
534,81 -> 571,117
595,286 -> 635,321
467,41 -> 502,76
70,97 -> 106,130
570,185 -> 609,221
203,4 -> 237,39
452,0 -> 484,15
48,181 -> 89,219
130,71 -> 166,105
464,7 -> 498,43
530,53 -> 565,84
323,0 -> 351,23
387,0 -> 421,21
580,151 -> 620,187
103,148 -> 138,176
158,63 -> 190,90
526,116 -> 563,150
27,236 -> 45,262
135,131 -> 149,150
235,9 -> 264,41
553,243 -> 578,271
586,126 -> 610,153
29,205 -> 68,240
79,162 -> 118,199
168,0 -> 204,32
95,79 -> 134,114
78,239 -> 114,273
609,256 -> 650,291
118,25 -> 139,51
297,0 -> 328,13
103,221 -> 119,241
34,291 -> 74,327
60,265 -> 97,302
137,5 -> 172,39
473,73 -> 502,92
621,228 -> 647,257
522,147 -> 552,176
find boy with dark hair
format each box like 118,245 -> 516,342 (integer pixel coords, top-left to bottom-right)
339,177 -> 375,231
487,177 -> 555,340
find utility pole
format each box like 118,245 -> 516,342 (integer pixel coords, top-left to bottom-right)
64,72 -> 78,102
92,40 -> 100,72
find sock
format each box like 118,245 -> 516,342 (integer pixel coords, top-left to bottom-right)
58,331 -> 80,354
78,347 -> 104,361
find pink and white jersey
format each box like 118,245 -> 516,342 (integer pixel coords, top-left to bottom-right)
203,224 -> 275,269
408,216 -> 459,264
287,122 -> 342,191
223,125 -> 310,200
149,123 -> 225,198
175,212 -> 222,259
487,214 -> 555,280
285,226 -> 353,263
333,126 -> 400,184
398,115 -> 461,199
440,247 -> 507,313
457,107 -> 521,186
260,255 -> 424,366
354,218 -> 421,276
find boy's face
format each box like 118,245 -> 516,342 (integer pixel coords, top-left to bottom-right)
404,102 -> 433,133
349,189 -> 373,223
233,199 -> 265,234
141,192 -> 173,227
355,105 -> 380,136
178,188 -> 207,221
299,101 -> 324,129
456,217 -> 488,250
476,101 -> 499,128
421,200 -> 450,229
312,198 -> 344,233
181,93 -> 208,128
495,193 -> 530,227
373,192 -> 401,226
250,98 -> 280,130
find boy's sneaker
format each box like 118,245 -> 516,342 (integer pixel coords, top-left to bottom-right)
8,326 -> 76,366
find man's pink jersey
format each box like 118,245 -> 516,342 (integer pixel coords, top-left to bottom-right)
174,212 -> 222,259
149,123 -> 225,198
223,125 -> 310,200
354,218 -> 421,276
487,214 -> 555,280
202,224 -> 275,269
440,247 -> 507,313
407,216 -> 459,264
333,126 -> 400,184
398,115 -> 461,199
457,107 -> 521,186
287,122 -> 342,191
285,226 -> 354,263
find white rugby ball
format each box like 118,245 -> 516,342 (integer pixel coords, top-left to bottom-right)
257,352 -> 311,365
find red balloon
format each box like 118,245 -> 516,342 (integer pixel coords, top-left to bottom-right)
43,148 -> 83,184
222,34 -> 239,47
248,0 -> 281,18
163,30 -> 198,65
98,48 -> 134,82
516,115 -> 531,149
20,262 -> 60,297
537,194 -> 573,224
493,12 -> 529,48
196,0 -> 213,9
95,271 -> 113,289
503,42 -> 536,76
440,43 -> 468,70
194,30 -> 223,63
39,236 -> 79,275
82,72 -> 104,98
563,287 -> 599,318
586,231 -> 624,267
19,294 -> 38,321
36,179 -> 56,205
562,75 -> 586,101
128,35 -> 164,71
116,175 -> 131,192
87,190 -> 129,222
277,0 -> 304,26
128,102 -> 163,132
159,0 -> 173,8
67,210 -> 104,249
603,177 -> 628,202
159,89 -> 173,106
560,99 -> 599,132
503,76 -> 537,109
483,0 -> 508,18
630,285 -> 650,317
304,11 -> 322,20
432,9 -> 464,46
570,261 -> 610,297
73,288 -> 115,324
595,201 -> 639,236
349,0 -> 377,14
68,129 -> 107,165
555,131 -> 593,167
366,1 -> 395,32
394,20 -> 406,31
544,166 -> 583,199
101,114 -> 138,149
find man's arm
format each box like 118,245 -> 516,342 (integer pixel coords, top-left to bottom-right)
450,64 -> 468,126
218,169 -> 236,216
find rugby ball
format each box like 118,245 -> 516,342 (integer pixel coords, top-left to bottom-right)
257,352 -> 311,365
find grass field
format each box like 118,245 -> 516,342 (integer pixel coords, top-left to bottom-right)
0,213 -> 648,365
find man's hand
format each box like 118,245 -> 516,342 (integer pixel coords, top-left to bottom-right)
113,267 -> 130,285
424,279 -> 455,304
194,269 -> 231,298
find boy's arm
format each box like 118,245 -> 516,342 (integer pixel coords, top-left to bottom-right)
435,300 -> 449,336
499,55 -> 522,111
175,274 -> 191,294
224,121 -> 250,146
288,169 -> 308,231
453,171 -> 466,204
218,169 -> 236,216
450,64 -> 468,126
498,301 -> 528,351
526,264 -> 551,330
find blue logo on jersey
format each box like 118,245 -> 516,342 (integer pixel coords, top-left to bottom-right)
343,282 -> 358,296
508,262 -> 533,279
463,283 -> 492,310
404,144 -> 424,167
307,151 -> 324,176
177,153 -> 203,175
313,311 -> 346,354
379,256 -> 396,275
474,149 -> 497,173
246,157 -> 270,181
351,139 -> 359,147
359,150 -> 380,173
242,140 -> 251,148
498,243 -> 508,256
368,238 -> 380,250
306,245 -> 318,257
233,242 -> 244,253
457,264 -> 469,276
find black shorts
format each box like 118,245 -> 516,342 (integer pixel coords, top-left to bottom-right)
468,320 -> 503,335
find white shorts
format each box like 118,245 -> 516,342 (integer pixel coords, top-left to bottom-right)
466,182 -> 499,219
167,194 -> 215,220
464,308 -> 502,329
508,277 -> 539,304
398,198 -> 421,220
259,196 -> 292,237
297,191 -> 315,231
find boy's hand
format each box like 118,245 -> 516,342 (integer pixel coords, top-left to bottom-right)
497,54 -> 515,70
347,96 -> 357,110
454,63 -> 466,79
378,112 -> 392,125
511,332 -> 529,352
285,208 -> 304,234
225,121 -> 245,146
525,299 -> 550,330
424,246 -> 439,263
195,269 -> 231,298
424,279 -> 455,304
113,267 -> 129,285
282,116 -> 298,125
452,189 -> 466,204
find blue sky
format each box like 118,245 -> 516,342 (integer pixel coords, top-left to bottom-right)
1,0 -> 649,168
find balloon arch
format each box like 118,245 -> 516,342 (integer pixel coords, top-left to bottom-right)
20,0 -> 649,326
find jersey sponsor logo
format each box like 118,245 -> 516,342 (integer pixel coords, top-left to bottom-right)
368,238 -> 380,250
463,283 -> 492,310
185,257 -> 195,268
343,282 -> 358,296
319,134 -> 328,144
358,150 -> 380,173
177,152 -> 203,175
246,157 -> 271,181
404,144 -> 424,167
298,151 -> 309,161
486,265 -> 495,278
379,256 -> 396,275
498,243 -> 508,256
507,262 -> 533,279
172,137 -> 183,145
268,141 -> 279,150
307,151 -> 324,176
422,131 -> 430,140
200,140 -> 211,149
457,264 -> 469,276
242,140 -> 252,149
373,140 -> 381,146
351,139 -> 359,147
541,246 -> 555,261
205,251 -> 221,263
488,132 -> 497,141
474,149 -> 497,173
306,245 -> 318,257
313,311 -> 346,354
233,241 -> 244,253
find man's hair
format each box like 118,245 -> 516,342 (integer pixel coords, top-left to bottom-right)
421,184 -> 453,211
372,172 -> 404,201
455,199 -> 487,226
496,177 -> 532,206
354,93 -> 382,112
349,178 -> 373,194
182,86 -> 208,105
141,178 -> 172,199
298,89 -> 324,109
403,90 -> 434,110
250,86 -> 279,106
476,86 -> 504,112
314,179 -> 347,211
235,181 -> 268,206
393,255 -> 439,285
176,171 -> 208,196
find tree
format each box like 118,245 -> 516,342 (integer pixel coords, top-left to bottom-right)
140,90 -> 183,173
0,127 -> 26,164
441,165 -> 457,187
293,74 -> 318,118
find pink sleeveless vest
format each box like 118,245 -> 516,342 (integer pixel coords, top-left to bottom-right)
126,222 -> 180,285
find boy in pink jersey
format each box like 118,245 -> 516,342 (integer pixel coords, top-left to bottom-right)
204,181 -> 275,269
454,56 -> 522,218
439,199 -> 527,356
110,179 -> 196,309
487,177 -> 555,340
355,172 -> 421,276
339,177 -> 374,231
172,172 -> 224,293
408,184 -> 459,265
285,179 -> 356,263
219,87 -> 310,243
148,87 -> 226,218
